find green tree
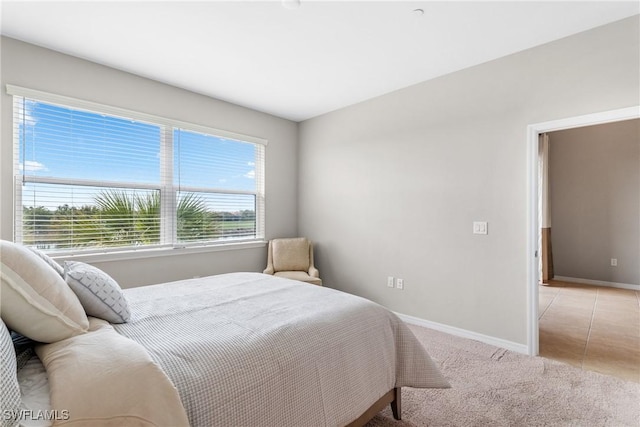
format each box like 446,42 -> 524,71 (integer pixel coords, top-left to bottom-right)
95,190 -> 160,246
23,191 -> 227,250
240,210 -> 256,221
94,190 -> 219,245
177,193 -> 220,242
22,206 -> 53,246
49,204 -> 103,249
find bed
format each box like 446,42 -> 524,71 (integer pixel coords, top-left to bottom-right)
1,240 -> 449,427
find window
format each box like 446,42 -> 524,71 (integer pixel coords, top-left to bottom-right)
10,86 -> 266,254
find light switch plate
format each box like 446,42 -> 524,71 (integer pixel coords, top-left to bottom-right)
473,221 -> 488,235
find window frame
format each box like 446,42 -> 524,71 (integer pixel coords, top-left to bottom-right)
8,84 -> 267,257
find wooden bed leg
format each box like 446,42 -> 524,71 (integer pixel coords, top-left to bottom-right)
391,387 -> 401,420
345,388 -> 399,427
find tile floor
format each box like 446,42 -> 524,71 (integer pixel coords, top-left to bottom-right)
539,280 -> 640,383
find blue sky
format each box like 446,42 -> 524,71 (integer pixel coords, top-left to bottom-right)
19,100 -> 257,212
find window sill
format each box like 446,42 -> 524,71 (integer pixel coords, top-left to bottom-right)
51,240 -> 268,264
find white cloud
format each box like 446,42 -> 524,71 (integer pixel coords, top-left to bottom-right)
19,160 -> 47,172
244,170 -> 255,179
247,161 -> 255,166
17,100 -> 38,127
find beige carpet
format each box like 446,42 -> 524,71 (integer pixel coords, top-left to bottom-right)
366,324 -> 640,426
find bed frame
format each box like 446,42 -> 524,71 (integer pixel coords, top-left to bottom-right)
345,387 -> 401,427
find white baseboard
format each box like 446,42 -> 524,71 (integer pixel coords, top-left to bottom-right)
395,312 -> 529,355
553,276 -> 640,291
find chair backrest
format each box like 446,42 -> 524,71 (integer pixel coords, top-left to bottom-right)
271,238 -> 310,272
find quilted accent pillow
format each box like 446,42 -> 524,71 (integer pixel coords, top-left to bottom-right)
1,319 -> 21,427
0,240 -> 89,343
27,246 -> 64,278
64,261 -> 131,324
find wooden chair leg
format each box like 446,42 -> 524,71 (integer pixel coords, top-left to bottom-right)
391,387 -> 401,420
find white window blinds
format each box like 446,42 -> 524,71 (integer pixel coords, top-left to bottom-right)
10,86 -> 266,254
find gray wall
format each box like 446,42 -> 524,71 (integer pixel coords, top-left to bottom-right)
549,119 -> 639,286
0,37 -> 299,287
298,17 -> 640,345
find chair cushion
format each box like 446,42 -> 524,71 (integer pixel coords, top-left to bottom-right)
274,271 -> 322,286
272,238 -> 310,272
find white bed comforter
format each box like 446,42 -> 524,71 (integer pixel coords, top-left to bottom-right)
113,272 -> 449,427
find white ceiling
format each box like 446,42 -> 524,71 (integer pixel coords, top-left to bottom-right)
1,1 -> 638,122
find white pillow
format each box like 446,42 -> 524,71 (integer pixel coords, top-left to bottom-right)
1,319 -> 22,427
27,246 -> 64,278
36,318 -> 189,427
64,261 -> 131,324
0,240 -> 89,343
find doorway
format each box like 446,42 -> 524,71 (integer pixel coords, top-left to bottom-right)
539,280 -> 639,381
526,106 -> 640,356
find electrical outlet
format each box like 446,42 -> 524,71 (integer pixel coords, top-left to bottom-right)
387,276 -> 395,288
611,258 -> 618,267
396,278 -> 404,290
473,221 -> 488,235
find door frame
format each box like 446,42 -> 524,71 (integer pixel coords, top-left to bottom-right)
526,106 -> 639,356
